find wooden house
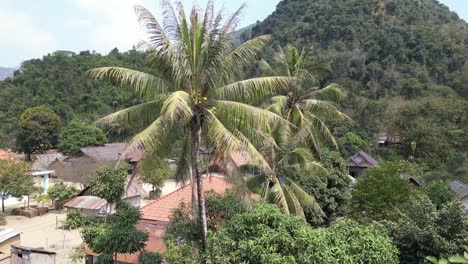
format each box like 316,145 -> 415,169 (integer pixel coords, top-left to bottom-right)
10,245 -> 55,264
346,151 -> 380,178
0,228 -> 20,262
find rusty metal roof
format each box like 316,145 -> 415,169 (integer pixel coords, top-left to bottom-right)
63,196 -> 107,210
450,181 -> 468,199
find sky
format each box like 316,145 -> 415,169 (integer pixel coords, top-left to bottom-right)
0,0 -> 467,68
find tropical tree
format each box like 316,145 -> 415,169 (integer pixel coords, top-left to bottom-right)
246,125 -> 326,220
263,44 -> 348,157
88,0 -> 292,249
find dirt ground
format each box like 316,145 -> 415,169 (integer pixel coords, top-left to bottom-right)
3,210 -> 82,264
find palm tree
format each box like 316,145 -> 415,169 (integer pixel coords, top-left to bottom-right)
246,125 -> 326,219
263,44 -> 349,157
88,0 -> 292,249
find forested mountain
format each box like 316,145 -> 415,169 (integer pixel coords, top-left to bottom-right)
0,49 -> 149,147
250,0 -> 468,174
252,0 -> 468,99
0,67 -> 15,81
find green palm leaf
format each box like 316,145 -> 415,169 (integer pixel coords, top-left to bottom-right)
216,77 -> 293,103
88,67 -> 171,98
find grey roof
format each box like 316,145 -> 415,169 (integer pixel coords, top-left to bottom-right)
347,151 -> 380,168
79,143 -> 128,162
11,245 -> 56,255
63,196 -> 107,210
0,228 -> 20,243
450,181 -> 468,199
32,153 -> 66,170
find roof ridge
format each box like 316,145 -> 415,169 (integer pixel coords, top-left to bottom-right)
139,175 -> 224,211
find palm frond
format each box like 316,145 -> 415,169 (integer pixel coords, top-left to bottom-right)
287,178 -> 325,218
94,100 -> 163,129
161,91 -> 193,122
174,135 -> 192,184
127,115 -> 178,158
266,95 -> 289,115
88,67 -> 171,98
245,176 -> 264,194
224,35 -> 272,77
203,111 -> 244,157
216,77 -> 293,103
214,100 -> 288,131
306,83 -> 346,102
135,4 -> 175,54
282,185 -> 305,218
300,99 -> 349,120
269,177 -> 290,214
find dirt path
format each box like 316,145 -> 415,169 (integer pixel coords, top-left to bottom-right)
3,210 -> 82,264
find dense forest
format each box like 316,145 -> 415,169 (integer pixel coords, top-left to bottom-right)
250,0 -> 468,177
0,49 -> 150,147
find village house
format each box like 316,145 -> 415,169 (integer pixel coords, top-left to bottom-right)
0,228 -> 21,262
450,181 -> 468,212
63,174 -> 145,217
346,150 -> 380,178
49,143 -> 144,188
83,176 -> 235,264
10,245 -> 56,264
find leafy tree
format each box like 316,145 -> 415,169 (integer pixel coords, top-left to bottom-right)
385,196 -> 468,264
205,202 -> 398,263
426,246 -> 468,264
337,132 -> 365,158
292,150 -> 351,224
165,190 -> 247,250
422,180 -> 458,209
88,167 -> 127,204
58,120 -> 107,155
138,154 -> 172,198
0,159 -> 33,212
82,201 -> 149,264
47,181 -> 78,205
138,251 -> 163,264
89,1 -> 291,249
351,161 -> 419,222
16,106 -> 62,159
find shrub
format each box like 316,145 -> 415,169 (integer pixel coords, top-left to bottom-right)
205,202 -> 398,264
138,251 -> 164,264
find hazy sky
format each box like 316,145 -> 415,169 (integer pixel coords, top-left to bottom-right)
0,0 -> 467,67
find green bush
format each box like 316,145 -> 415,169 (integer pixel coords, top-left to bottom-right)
66,209 -> 90,229
205,202 -> 398,264
138,251 -> 164,264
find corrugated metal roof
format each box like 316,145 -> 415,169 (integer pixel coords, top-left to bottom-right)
63,196 -> 107,210
0,228 -> 21,243
450,181 -> 468,199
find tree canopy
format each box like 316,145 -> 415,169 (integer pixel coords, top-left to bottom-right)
58,120 -> 107,155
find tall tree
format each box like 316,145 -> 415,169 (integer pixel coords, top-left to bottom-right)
0,159 -> 33,212
247,125 -> 326,220
58,120 -> 107,155
16,106 -> 62,160
82,201 -> 149,264
263,44 -> 348,157
89,0 -> 291,249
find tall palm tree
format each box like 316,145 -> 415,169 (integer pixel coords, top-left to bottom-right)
88,0 -> 292,249
246,125 -> 326,219
263,44 -> 349,158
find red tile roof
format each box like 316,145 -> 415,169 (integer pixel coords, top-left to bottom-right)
140,176 -> 234,223
0,149 -> 16,161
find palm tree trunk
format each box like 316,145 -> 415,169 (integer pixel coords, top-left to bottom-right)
191,114 -> 208,251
